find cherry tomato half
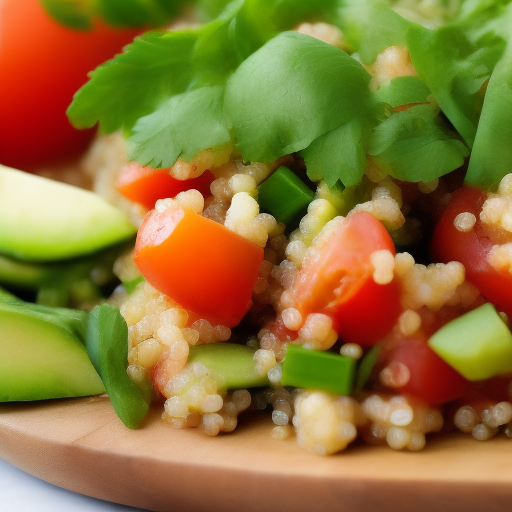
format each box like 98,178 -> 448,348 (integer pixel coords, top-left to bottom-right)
431,186 -> 512,317
382,333 -> 470,405
0,0 -> 140,171
292,212 -> 402,346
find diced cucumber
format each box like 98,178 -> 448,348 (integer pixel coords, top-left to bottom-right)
0,302 -> 105,401
187,343 -> 269,391
0,165 -> 136,261
428,303 -> 512,381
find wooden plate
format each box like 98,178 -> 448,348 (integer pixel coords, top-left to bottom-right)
0,396 -> 511,512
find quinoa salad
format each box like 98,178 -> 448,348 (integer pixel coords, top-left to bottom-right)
3,0 -> 512,457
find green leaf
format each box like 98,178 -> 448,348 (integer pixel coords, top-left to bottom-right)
465,40 -> 512,189
225,31 -> 371,163
40,0 -> 93,30
368,104 -> 469,182
41,0 -> 188,29
407,4 -> 512,148
68,29 -> 199,133
372,75 -> 431,108
96,0 -> 182,27
129,86 -> 232,167
336,0 -> 411,64
85,304 -> 150,428
231,0 -> 338,55
301,117 -> 367,188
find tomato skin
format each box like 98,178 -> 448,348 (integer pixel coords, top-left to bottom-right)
116,163 -> 214,209
0,0 -> 140,171
134,206 -> 264,328
431,186 -> 512,316
292,212 -> 402,346
384,334 -> 470,405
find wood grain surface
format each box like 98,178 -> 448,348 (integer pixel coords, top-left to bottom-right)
1,396 -> 511,512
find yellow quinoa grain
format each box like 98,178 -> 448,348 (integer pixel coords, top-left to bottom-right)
340,343 -> 363,360
295,21 -> 345,47
454,212 -> 476,232
398,309 -> 422,336
281,308 -> 303,330
371,249 -> 395,285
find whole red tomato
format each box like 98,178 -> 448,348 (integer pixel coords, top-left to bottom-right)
0,0 -> 140,171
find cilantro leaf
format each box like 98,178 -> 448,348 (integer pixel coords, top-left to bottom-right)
41,0 -> 189,29
68,29 -> 199,133
129,86 -> 232,167
372,75 -> 431,108
40,0 -> 93,30
368,104 -> 469,182
301,117 -> 367,189
336,0 -> 411,64
407,23 -> 500,148
225,31 -> 371,163
96,0 -> 183,27
465,39 -> 512,189
67,3 -> 248,135
407,0 -> 512,149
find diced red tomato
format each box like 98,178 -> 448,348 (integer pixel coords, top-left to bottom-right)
116,162 -> 214,209
0,0 -> 141,170
431,186 -> 512,317
133,205 -> 264,328
382,333 -> 470,405
292,212 -> 402,346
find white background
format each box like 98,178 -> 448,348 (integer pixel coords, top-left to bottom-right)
0,457 -> 148,512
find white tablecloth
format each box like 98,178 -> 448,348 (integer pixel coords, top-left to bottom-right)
0,457 -> 146,512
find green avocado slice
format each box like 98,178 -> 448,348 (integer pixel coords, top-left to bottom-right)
0,302 -> 105,401
0,165 -> 136,262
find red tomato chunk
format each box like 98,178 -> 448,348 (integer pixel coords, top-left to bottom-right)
0,0 -> 140,170
292,212 -> 402,346
382,334 -> 470,405
431,186 -> 512,317
117,162 -> 214,210
134,205 -> 264,328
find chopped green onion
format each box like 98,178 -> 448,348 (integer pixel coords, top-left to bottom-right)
428,303 -> 512,381
257,166 -> 314,225
281,344 -> 356,395
123,276 -> 145,294
355,345 -> 381,392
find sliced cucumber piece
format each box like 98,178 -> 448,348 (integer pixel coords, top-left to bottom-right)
0,165 -> 136,261
428,303 -> 512,381
0,302 -> 105,401
187,343 -> 269,391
